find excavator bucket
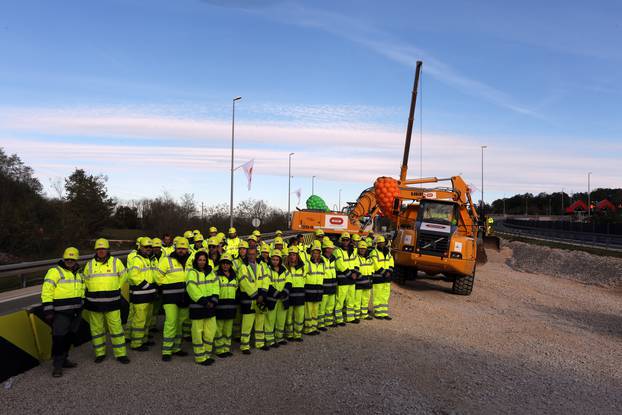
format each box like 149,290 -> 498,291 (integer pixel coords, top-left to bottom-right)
484,235 -> 501,251
476,244 -> 488,265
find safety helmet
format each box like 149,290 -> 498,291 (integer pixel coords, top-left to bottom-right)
340,232 -> 351,240
194,234 -> 204,242
352,234 -> 361,242
261,244 -> 270,254
173,236 -> 181,244
176,238 -> 190,249
228,227 -> 237,234
252,230 -> 261,236
322,240 -> 335,249
239,241 -> 249,249
63,247 -> 79,260
270,249 -> 282,258
135,237 -> 142,247
275,230 -> 283,236
248,235 -> 258,242
288,246 -> 299,254
314,229 -> 324,237
139,237 -> 153,247
94,238 -> 110,250
375,235 -> 386,244
311,241 -> 322,251
207,237 -> 219,247
274,237 -> 284,245
209,226 -> 217,233
220,253 -> 233,263
183,230 -> 194,239
151,238 -> 163,248
358,241 -> 368,249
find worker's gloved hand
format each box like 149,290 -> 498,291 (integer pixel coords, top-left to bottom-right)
199,297 -> 210,307
44,311 -> 54,324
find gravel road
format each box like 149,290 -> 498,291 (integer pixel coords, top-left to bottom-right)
3,247 -> 621,414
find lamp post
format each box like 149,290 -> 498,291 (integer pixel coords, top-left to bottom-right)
587,172 -> 592,217
229,96 -> 242,228
481,145 -> 487,217
312,176 -> 316,195
288,152 -> 294,228
338,188 -> 342,211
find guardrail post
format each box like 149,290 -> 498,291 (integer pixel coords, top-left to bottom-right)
20,272 -> 26,289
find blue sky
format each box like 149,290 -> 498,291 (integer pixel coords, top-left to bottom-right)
1,0 -> 620,211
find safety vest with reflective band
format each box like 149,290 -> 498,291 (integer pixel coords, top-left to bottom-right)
41,262 -> 85,313
127,253 -> 157,304
215,269 -> 238,320
305,260 -> 325,302
335,246 -> 356,285
287,263 -> 306,306
157,253 -> 190,306
370,247 -> 395,284
265,265 -> 291,310
83,256 -> 126,312
162,245 -> 174,257
322,255 -> 338,295
352,254 -> 374,290
238,260 -> 261,314
225,237 -> 241,257
252,261 -> 271,311
186,266 -> 219,320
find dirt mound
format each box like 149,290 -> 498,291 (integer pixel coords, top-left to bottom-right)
505,241 -> 622,288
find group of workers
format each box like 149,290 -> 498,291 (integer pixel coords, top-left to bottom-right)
41,227 -> 394,377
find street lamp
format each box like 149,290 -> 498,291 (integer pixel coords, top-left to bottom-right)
338,188 -> 342,211
587,172 -> 592,217
288,152 -> 294,228
481,145 -> 487,217
312,176 -> 316,195
229,96 -> 242,228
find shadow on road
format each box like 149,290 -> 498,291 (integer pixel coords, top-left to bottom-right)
531,303 -> 622,339
394,275 -> 454,294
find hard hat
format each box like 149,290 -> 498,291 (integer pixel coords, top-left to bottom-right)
193,229 -> 201,235
340,232 -> 351,240
288,246 -> 299,254
239,241 -> 249,249
94,238 -> 110,250
194,234 -> 204,242
207,237 -> 219,246
282,246 -> 289,256
183,230 -> 194,239
176,238 -> 189,249
375,235 -> 386,244
311,241 -> 322,251
135,237 -> 142,247
209,226 -> 217,233
139,237 -> 153,247
220,253 -> 233,263
248,235 -> 258,242
358,241 -> 368,249
487,217 -> 494,223
352,234 -> 361,242
228,227 -> 237,234
63,247 -> 79,260
274,237 -> 284,245
322,240 -> 335,249
314,229 -> 324,236
252,230 -> 261,236
173,236 -> 181,244
275,230 -> 283,236
270,249 -> 282,258
151,238 -> 163,248
261,244 -> 270,253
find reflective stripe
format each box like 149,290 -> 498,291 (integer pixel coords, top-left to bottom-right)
86,296 -> 121,302
44,278 -> 57,287
54,304 -> 82,311
91,333 -> 106,339
110,333 -> 125,338
162,288 -> 185,294
130,288 -> 157,295
58,279 -> 81,284
162,337 -> 175,342
220,283 -> 237,288
216,305 -> 238,310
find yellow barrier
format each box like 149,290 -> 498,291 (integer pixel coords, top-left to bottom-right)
0,310 -> 41,381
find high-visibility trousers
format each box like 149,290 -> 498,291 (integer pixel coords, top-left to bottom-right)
318,294 -> 336,328
254,310 -> 267,348
354,288 -> 371,319
304,301 -> 320,333
182,315 -> 192,339
287,305 -> 305,339
89,310 -> 127,358
215,319 -> 234,354
129,303 -> 152,348
233,306 -> 242,339
372,282 -> 391,317
191,317 -> 217,363
266,301 -> 287,345
149,297 -> 162,329
240,312 -> 255,351
162,304 -> 186,356
126,303 -> 135,336
335,284 -> 355,323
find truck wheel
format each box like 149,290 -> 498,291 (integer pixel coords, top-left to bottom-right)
452,273 -> 475,295
395,266 -> 409,285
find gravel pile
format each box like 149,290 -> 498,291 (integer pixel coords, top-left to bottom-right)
505,241 -> 622,288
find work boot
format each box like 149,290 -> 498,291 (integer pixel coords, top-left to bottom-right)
52,368 -> 63,378
217,352 -> 228,358
242,349 -> 251,355
271,343 -> 280,348
279,340 -> 287,346
200,358 -> 214,366
319,327 -> 328,331
94,356 -> 106,364
293,338 -> 303,342
63,359 -> 78,369
162,355 -> 172,362
173,350 -> 188,357
131,345 -> 149,352
365,316 -> 373,321
117,356 -> 130,364
224,351 -> 233,357
260,345 -> 270,351
374,315 -> 383,320
352,319 -> 360,324
338,322 -> 346,326
384,316 -> 393,321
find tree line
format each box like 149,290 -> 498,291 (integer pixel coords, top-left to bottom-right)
0,148 -> 287,263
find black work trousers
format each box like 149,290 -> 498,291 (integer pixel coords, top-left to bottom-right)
52,311 -> 82,368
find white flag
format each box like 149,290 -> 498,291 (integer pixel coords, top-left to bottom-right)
239,159 -> 254,191
293,188 -> 302,206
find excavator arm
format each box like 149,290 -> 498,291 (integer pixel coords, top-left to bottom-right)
348,187 -> 381,229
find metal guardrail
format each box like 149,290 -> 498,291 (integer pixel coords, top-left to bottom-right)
496,221 -> 622,251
